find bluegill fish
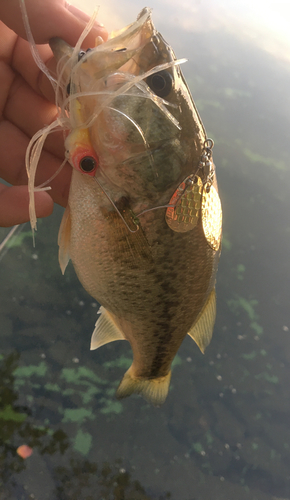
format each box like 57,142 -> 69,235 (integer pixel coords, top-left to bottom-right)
28,8 -> 222,405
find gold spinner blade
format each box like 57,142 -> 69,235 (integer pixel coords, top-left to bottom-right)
201,184 -> 222,251
166,175 -> 222,251
166,176 -> 203,232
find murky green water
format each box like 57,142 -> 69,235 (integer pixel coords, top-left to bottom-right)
1,2 -> 290,499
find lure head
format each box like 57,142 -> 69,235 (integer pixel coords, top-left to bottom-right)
50,8 -> 206,213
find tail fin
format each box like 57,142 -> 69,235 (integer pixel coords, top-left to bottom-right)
116,367 -> 171,406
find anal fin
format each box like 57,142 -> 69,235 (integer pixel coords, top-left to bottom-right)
90,306 -> 126,350
187,288 -> 216,353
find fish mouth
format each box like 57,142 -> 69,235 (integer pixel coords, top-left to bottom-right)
49,8 -> 155,78
49,7 -> 177,86
48,7 -> 181,140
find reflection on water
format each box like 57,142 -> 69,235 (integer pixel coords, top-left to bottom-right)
1,3 -> 290,500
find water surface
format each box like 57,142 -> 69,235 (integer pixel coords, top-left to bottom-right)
1,1 -> 290,499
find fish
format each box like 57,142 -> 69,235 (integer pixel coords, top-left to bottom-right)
27,7 -> 222,405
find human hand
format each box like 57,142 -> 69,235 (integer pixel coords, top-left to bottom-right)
0,0 -> 107,226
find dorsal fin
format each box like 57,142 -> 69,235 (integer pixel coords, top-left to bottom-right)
58,206 -> 71,274
90,306 -> 126,350
187,288 -> 216,353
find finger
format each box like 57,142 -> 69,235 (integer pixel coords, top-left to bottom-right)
0,0 -> 108,47
0,120 -> 71,207
0,184 -> 53,227
4,72 -> 64,158
1,1 -> 108,102
10,34 -> 57,103
53,4 -> 108,48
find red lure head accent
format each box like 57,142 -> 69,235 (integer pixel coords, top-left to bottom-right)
70,146 -> 98,177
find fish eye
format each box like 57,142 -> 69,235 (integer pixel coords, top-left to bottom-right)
80,156 -> 97,173
146,70 -> 173,98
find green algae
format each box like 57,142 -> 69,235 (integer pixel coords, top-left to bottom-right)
73,429 -> 92,455
103,355 -> 132,370
59,366 -> 124,414
5,230 -> 33,249
205,431 -> 214,446
9,355 -> 126,424
61,408 -> 96,423
192,442 -> 204,454
14,379 -> 25,388
61,366 -> 105,385
224,88 -> 251,99
172,354 -> 182,368
100,401 -> 123,415
44,383 -> 61,392
241,368 -> 250,382
62,388 -> 75,396
241,351 -> 257,361
222,234 -> 232,250
81,386 -> 102,404
242,350 -> 268,361
250,322 -> 263,336
228,296 -> 258,321
195,99 -> 223,111
0,404 -> 27,422
13,361 -> 48,378
255,373 -> 279,384
227,295 -> 264,336
243,148 -> 286,171
236,264 -> 246,280
105,387 -> 117,397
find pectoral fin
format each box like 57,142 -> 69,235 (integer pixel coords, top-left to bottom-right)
90,306 -> 126,350
187,288 -> 216,353
116,366 -> 171,406
58,206 -> 71,274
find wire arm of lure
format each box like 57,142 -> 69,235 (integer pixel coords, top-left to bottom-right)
69,59 -> 187,131
63,89 -> 178,112
136,204 -> 175,217
93,177 -> 139,234
91,139 -> 214,232
107,106 -> 155,171
138,139 -> 215,219
194,138 -> 215,189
